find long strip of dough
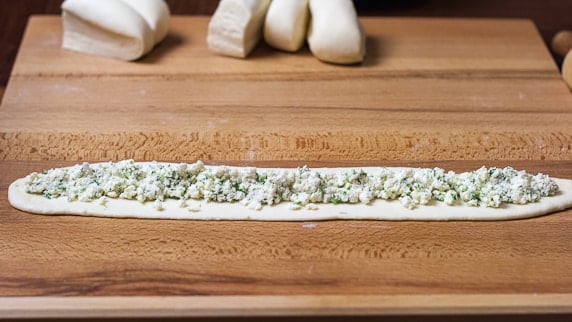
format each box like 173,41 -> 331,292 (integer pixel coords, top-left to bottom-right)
8,163 -> 572,221
307,0 -> 366,64
264,0 -> 309,52
207,0 -> 271,58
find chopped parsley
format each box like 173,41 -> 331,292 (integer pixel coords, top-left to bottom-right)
24,160 -> 559,211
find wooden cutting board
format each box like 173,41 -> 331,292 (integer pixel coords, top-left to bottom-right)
1,16 -> 572,319
0,16 -> 571,161
1,159 -> 572,319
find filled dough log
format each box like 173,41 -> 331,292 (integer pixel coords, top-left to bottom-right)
10,175 -> 572,221
9,161 -> 572,221
120,0 -> 171,45
207,0 -> 271,58
307,0 -> 366,64
264,0 -> 310,52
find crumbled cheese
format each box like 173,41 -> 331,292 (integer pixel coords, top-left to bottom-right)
25,161 -> 560,210
186,201 -> 202,213
305,203 -> 319,211
153,199 -> 164,211
288,204 -> 303,211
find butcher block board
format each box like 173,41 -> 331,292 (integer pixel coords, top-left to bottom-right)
1,160 -> 572,319
0,16 -> 571,161
1,16 -> 572,319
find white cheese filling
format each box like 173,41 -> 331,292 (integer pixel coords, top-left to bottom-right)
24,160 -> 559,212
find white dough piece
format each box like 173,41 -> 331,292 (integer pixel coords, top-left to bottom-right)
307,0 -> 366,64
264,0 -> 309,52
61,0 -> 170,61
207,0 -> 271,58
562,50 -> 572,89
120,0 -> 171,45
8,163 -> 572,221
61,0 -> 154,61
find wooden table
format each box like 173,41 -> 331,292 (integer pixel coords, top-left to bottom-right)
1,16 -> 572,320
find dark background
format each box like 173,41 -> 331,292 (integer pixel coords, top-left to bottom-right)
1,0 -> 572,87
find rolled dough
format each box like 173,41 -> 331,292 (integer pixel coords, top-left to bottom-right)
264,0 -> 309,52
120,0 -> 171,45
308,0 -> 366,64
307,0 -> 366,64
8,163 -> 572,221
61,0 -> 170,61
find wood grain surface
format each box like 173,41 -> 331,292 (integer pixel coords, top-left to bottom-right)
3,294 -> 572,319
2,0 -> 572,88
1,160 -> 572,317
1,17 -> 571,161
